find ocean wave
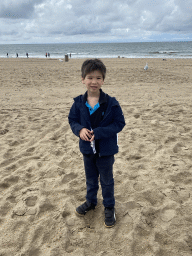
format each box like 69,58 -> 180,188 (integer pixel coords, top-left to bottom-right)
149,51 -> 179,55
1,42 -> 192,59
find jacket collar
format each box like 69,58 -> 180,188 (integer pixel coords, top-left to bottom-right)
82,89 -> 107,104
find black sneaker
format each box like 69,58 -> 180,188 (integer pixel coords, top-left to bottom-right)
76,201 -> 96,216
104,207 -> 116,227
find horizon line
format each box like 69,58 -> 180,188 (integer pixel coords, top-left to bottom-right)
1,40 -> 192,45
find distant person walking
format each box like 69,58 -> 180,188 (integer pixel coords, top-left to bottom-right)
45,53 -> 47,58
16,53 -> 18,58
7,53 -> 8,58
26,53 -> 28,58
48,52 -> 50,57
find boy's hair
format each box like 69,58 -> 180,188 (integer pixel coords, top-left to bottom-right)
81,59 -> 106,80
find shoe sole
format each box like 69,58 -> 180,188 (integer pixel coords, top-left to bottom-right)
75,207 -> 95,217
75,210 -> 85,217
104,222 -> 116,228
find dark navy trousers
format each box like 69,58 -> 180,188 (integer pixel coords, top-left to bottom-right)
83,154 -> 115,208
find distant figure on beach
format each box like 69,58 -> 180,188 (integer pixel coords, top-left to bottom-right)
7,53 -> 8,58
70,53 -> 71,58
48,52 -> 50,57
45,53 -> 47,58
16,53 -> 18,58
26,53 -> 29,58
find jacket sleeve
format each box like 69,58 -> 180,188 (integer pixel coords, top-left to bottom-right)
68,102 -> 85,137
93,104 -> 125,140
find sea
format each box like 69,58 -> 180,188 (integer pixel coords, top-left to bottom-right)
0,41 -> 192,59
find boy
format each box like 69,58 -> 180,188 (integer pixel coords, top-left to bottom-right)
68,59 -> 125,227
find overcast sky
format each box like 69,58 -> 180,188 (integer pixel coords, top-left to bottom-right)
0,0 -> 192,44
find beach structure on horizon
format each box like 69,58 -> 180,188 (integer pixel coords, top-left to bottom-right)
65,54 -> 68,62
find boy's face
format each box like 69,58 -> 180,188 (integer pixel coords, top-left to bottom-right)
82,70 -> 104,95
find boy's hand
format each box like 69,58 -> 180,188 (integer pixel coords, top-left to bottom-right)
79,128 -> 93,141
89,130 -> 95,142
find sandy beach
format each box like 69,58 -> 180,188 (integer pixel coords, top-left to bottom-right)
1,57 -> 192,256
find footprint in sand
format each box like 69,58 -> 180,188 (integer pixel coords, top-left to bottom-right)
8,140 -> 21,147
0,129 -> 9,135
154,230 -> 172,247
185,236 -> 192,251
25,196 -> 38,207
170,171 -> 192,185
0,175 -> 19,190
0,202 -> 13,217
160,206 -> 176,222
13,200 -> 28,216
61,173 -> 78,184
26,147 -> 36,153
140,189 -> 165,207
37,198 -> 55,215
12,189 -> 40,216
3,149 -> 14,159
141,207 -> 159,228
6,195 -> 16,203
172,142 -> 185,153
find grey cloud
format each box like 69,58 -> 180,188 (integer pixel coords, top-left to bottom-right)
152,1 -> 192,33
32,0 -> 114,36
0,0 -> 192,43
43,0 -> 192,39
0,0 -> 45,19
119,0 -> 192,34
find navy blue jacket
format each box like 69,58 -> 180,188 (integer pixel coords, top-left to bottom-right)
68,90 -> 126,156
